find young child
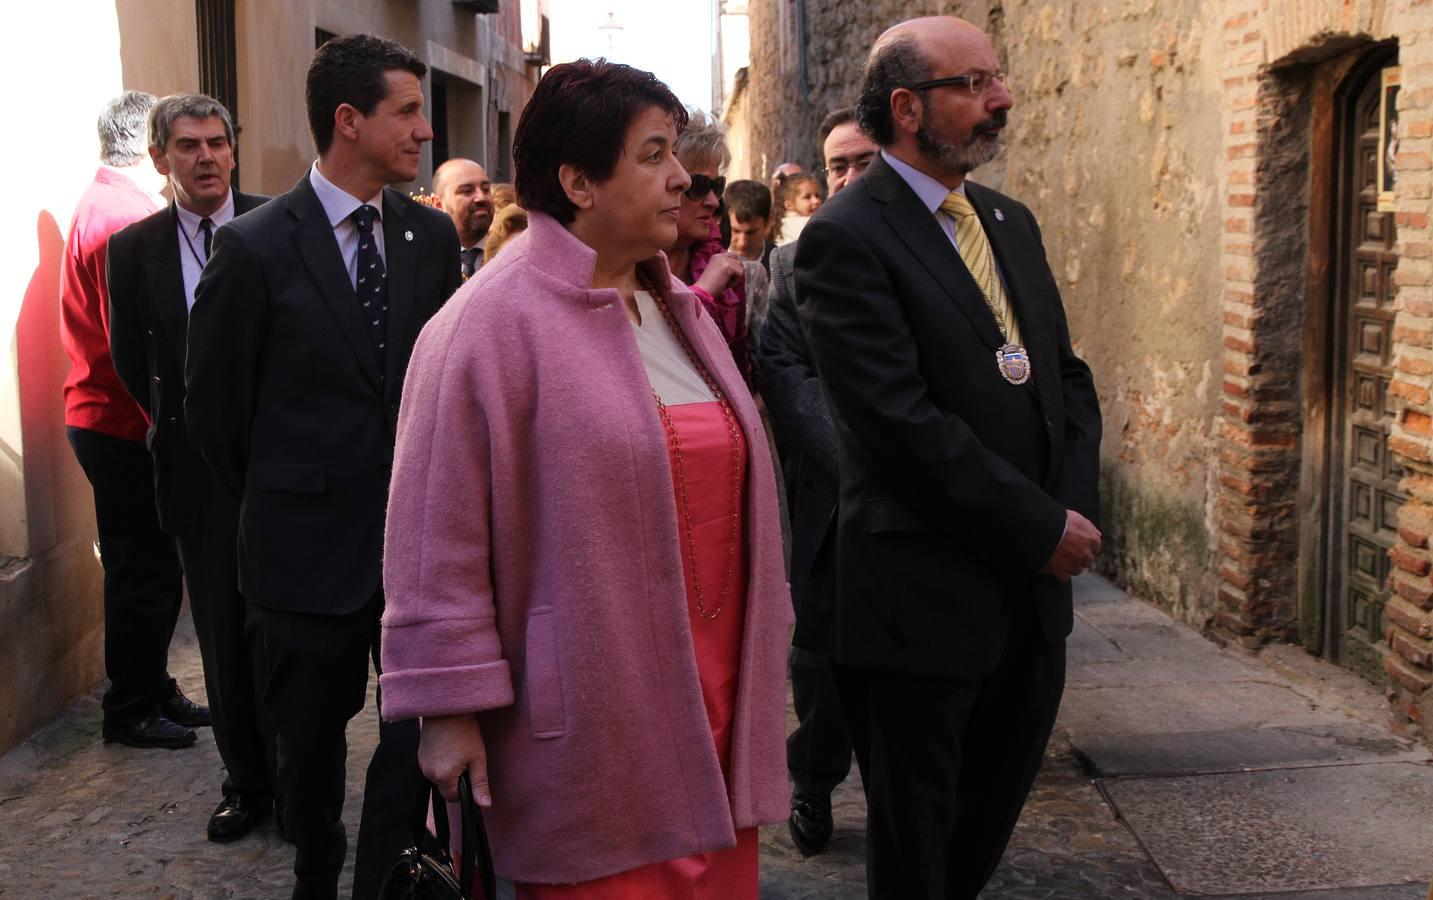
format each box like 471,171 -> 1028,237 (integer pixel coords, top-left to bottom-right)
725,179 -> 774,268
772,173 -> 823,246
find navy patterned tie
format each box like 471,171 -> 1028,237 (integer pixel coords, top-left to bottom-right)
351,204 -> 388,374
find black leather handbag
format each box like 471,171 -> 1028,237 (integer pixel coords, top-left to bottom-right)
378,772 -> 497,900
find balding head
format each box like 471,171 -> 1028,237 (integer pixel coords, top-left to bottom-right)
433,158 -> 494,247
858,15 -> 1011,184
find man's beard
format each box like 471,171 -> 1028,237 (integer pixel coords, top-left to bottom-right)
466,208 -> 493,239
917,109 -> 1008,174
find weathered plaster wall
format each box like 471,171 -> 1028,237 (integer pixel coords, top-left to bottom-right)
999,1 -> 1227,622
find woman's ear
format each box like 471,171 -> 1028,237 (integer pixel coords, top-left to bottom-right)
558,163 -> 595,212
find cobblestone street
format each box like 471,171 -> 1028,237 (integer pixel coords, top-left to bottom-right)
2,576 -> 1431,899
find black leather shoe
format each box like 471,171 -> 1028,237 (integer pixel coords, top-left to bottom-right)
789,790 -> 834,856
102,715 -> 197,749
161,685 -> 211,728
207,792 -> 273,843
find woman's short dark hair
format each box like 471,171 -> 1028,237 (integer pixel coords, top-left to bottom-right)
307,34 -> 427,155
514,59 -> 688,224
856,36 -> 932,147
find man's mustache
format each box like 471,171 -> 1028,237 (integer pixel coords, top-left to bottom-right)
972,110 -> 1008,136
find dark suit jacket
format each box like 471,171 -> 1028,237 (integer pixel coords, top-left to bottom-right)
793,153 -> 1101,678
184,173 -> 461,615
755,241 -> 839,608
108,191 -> 269,536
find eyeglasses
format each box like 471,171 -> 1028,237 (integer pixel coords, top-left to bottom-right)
817,155 -> 875,181
684,174 -> 726,201
906,71 -> 1009,97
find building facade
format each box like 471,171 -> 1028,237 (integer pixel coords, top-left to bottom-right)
0,0 -> 544,756
738,0 -> 1433,742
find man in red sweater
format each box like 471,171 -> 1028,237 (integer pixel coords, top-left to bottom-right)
61,91 -> 208,749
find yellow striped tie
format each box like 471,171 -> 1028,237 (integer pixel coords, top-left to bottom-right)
938,190 -> 1021,347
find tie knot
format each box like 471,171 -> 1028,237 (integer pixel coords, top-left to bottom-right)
939,190 -> 976,219
199,217 -> 214,234
352,204 -> 378,234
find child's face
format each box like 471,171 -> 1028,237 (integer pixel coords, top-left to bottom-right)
788,184 -> 823,216
728,213 -> 768,260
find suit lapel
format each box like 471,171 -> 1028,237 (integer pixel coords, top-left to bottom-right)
966,184 -> 1051,406
865,158 -> 1005,353
287,176 -> 384,395
144,205 -> 191,371
380,189 -> 416,391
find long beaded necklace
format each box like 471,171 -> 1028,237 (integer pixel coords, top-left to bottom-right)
644,287 -> 745,622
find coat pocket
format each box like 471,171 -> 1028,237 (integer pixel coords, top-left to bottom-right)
524,606 -> 567,739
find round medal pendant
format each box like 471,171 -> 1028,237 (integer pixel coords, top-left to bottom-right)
996,343 -> 1032,385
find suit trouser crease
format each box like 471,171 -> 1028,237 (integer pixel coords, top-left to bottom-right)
249,593 -> 422,900
67,426 -> 184,724
835,598 -> 1065,900
174,475 -> 276,797
787,645 -> 853,796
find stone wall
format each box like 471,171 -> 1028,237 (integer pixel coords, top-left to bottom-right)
739,0 -> 1433,740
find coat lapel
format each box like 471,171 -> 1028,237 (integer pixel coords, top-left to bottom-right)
380,188 -> 416,392
144,205 -> 191,371
287,175 -> 383,395
864,157 -> 1005,353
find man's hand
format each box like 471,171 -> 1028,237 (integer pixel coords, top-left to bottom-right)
694,251 -> 745,298
1044,509 -> 1102,581
418,713 -> 491,807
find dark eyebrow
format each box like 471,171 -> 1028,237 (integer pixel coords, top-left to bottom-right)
641,135 -> 670,149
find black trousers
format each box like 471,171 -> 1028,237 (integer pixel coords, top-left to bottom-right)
248,592 -> 422,900
174,475 -> 275,799
787,644 -> 852,797
834,598 -> 1064,900
67,426 -> 184,726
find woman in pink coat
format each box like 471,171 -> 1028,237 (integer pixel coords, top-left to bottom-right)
378,60 -> 793,898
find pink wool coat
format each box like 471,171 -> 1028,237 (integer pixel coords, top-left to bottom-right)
379,211 -> 794,885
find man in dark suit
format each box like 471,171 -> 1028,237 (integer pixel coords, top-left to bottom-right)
794,16 -> 1103,899
61,91 -> 209,751
185,35 -> 460,900
109,92 -> 274,843
757,106 -> 876,856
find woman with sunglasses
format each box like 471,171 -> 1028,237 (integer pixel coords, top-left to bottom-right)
378,60 -> 792,899
663,110 -> 768,384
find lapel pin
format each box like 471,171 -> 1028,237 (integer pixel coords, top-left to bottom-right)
994,208 -> 1005,222
404,230 -> 414,242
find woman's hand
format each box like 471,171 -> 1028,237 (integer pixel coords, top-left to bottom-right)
694,252 -> 745,297
419,713 -> 492,807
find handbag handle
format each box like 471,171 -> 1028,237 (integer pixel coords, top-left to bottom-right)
412,772 -> 496,900
457,771 -> 497,900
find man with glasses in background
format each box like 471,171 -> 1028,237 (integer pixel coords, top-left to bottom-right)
756,105 -> 875,856
793,17 -> 1102,898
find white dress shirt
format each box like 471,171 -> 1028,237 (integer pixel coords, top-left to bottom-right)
309,161 -> 386,290
175,190 -> 235,310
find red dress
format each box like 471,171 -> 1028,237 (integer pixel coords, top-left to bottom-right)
516,400 -> 756,900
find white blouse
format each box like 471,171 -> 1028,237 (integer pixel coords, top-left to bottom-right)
630,290 -> 716,406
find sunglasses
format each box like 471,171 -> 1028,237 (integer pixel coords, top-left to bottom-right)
684,174 -> 726,201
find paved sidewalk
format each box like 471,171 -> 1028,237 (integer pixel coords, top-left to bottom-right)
1,576 -> 1431,898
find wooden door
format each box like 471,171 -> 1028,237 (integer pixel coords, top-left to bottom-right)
1328,60 -> 1402,683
